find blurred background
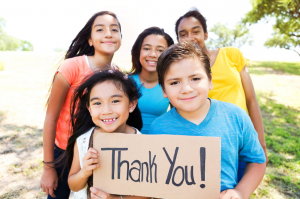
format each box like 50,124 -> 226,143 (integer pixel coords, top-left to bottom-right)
0,0 -> 299,198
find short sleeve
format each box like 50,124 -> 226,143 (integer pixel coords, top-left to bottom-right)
238,111 -> 266,163
227,47 -> 250,72
57,58 -> 78,85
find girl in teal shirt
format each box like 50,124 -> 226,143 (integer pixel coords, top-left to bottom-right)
130,27 -> 174,134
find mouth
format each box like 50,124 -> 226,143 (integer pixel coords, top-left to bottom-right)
146,60 -> 157,66
102,41 -> 115,45
101,117 -> 118,125
180,96 -> 197,102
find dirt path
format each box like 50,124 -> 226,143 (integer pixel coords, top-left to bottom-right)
0,52 -> 299,198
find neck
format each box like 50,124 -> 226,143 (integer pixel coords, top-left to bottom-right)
139,69 -> 158,84
177,98 -> 211,125
89,51 -> 114,70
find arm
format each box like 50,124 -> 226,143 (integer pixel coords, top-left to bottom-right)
68,145 -> 99,191
240,66 -> 268,166
40,73 -> 70,197
220,162 -> 266,199
90,187 -> 154,199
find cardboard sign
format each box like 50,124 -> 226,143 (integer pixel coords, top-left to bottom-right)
93,133 -> 221,199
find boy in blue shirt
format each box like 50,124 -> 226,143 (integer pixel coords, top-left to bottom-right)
149,41 -> 266,199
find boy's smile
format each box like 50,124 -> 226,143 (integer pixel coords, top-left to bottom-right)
162,58 -> 213,124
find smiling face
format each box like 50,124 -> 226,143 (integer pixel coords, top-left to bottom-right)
163,58 -> 213,117
139,34 -> 168,73
89,15 -> 121,55
177,17 -> 208,49
88,81 -> 137,133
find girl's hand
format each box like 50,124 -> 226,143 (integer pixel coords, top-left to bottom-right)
80,147 -> 99,179
40,167 -> 58,198
90,187 -> 118,199
220,189 -> 243,199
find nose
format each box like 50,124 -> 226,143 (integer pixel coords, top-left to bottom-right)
105,29 -> 113,38
102,104 -> 113,115
187,33 -> 195,43
149,49 -> 157,58
181,80 -> 193,94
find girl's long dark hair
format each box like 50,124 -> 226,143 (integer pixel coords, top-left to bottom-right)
130,27 -> 174,75
46,11 -> 122,107
66,70 -> 142,198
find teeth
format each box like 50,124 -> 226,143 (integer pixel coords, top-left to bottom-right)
103,118 -> 116,122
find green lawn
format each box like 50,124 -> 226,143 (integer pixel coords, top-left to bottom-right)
252,61 -> 300,76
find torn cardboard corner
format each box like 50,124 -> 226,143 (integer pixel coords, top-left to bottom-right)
93,133 -> 221,199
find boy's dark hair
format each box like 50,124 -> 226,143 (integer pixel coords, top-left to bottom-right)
175,8 -> 207,40
58,70 -> 142,198
157,41 -> 211,90
130,27 -> 174,75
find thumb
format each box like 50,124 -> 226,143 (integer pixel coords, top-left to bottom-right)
220,190 -> 227,199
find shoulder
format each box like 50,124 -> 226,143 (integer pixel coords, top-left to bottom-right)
212,99 -> 247,118
76,127 -> 95,144
149,109 -> 176,133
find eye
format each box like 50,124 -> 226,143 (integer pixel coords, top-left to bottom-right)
93,102 -> 101,105
179,34 -> 186,37
192,77 -> 201,81
194,31 -> 200,34
112,100 -> 119,103
143,48 -> 150,51
170,81 -> 179,85
112,28 -> 119,32
158,49 -> 164,53
96,29 -> 103,32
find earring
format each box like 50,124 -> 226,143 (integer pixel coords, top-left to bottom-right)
129,109 -> 133,113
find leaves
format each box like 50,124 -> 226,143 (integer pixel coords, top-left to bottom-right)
206,22 -> 253,49
243,0 -> 300,56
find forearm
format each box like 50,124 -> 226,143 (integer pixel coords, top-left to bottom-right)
235,162 -> 266,198
68,170 -> 90,192
43,118 -> 57,168
246,99 -> 266,149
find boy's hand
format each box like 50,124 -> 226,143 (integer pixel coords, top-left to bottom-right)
220,189 -> 243,199
81,147 -> 99,179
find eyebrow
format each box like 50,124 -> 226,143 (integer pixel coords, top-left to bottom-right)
178,26 -> 201,34
166,74 -> 199,82
142,44 -> 166,48
90,94 -> 123,101
93,24 -> 119,28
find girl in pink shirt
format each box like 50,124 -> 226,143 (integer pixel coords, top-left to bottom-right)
40,11 -> 122,199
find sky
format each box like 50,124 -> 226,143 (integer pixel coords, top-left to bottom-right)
0,0 -> 299,63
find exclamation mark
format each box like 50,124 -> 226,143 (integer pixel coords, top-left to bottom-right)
200,147 -> 206,189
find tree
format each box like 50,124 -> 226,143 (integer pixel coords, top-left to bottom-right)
0,17 -> 33,51
207,22 -> 253,49
243,0 -> 300,56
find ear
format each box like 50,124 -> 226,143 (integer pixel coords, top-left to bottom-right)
161,86 -> 168,98
209,74 -> 213,90
88,38 -> 93,46
87,103 -> 92,114
129,99 -> 138,113
204,32 -> 208,41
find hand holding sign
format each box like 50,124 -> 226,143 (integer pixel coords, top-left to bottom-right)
82,148 -> 100,178
93,133 -> 221,199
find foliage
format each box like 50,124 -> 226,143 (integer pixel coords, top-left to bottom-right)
207,22 -> 253,49
0,61 -> 4,71
252,61 -> 300,75
0,17 -> 33,51
243,0 -> 300,56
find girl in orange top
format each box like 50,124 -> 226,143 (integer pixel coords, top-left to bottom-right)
174,8 -> 268,187
40,11 -> 122,199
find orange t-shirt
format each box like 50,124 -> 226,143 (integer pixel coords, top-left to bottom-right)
55,55 -> 93,150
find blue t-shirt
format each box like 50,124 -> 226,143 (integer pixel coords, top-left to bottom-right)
132,74 -> 169,134
149,99 -> 265,191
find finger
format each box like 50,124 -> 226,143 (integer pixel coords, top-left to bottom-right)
88,147 -> 99,155
42,186 -> 45,193
220,190 -> 227,199
49,187 -> 56,198
90,187 -> 108,198
45,187 -> 49,196
88,158 -> 99,165
87,153 -> 99,159
91,192 -> 101,199
87,164 -> 99,171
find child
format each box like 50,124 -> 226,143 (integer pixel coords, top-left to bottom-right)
66,70 -> 151,199
149,41 -> 266,199
130,27 -> 174,134
174,8 -> 268,181
41,11 -> 122,198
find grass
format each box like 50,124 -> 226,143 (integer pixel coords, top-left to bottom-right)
251,91 -> 300,198
252,61 -> 300,76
